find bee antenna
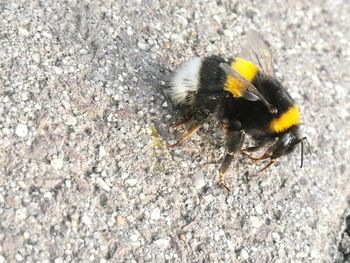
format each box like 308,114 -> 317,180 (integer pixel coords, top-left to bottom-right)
300,139 -> 304,168
297,136 -> 309,169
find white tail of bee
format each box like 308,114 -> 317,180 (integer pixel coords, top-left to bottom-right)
169,57 -> 202,106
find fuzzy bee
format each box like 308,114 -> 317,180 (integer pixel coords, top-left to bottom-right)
168,30 -> 307,191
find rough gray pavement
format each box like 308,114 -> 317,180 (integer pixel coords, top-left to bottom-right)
1,0 -> 350,262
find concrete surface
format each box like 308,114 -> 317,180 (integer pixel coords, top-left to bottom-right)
0,0 -> 350,262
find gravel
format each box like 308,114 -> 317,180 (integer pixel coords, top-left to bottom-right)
14,124 -> 28,138
0,0 -> 350,262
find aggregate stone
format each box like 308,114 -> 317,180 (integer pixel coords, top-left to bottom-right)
0,1 -> 349,262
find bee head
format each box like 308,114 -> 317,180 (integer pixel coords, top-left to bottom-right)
269,126 -> 308,168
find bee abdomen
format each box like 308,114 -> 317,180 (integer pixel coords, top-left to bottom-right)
169,57 -> 202,106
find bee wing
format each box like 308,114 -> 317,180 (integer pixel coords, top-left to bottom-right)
239,30 -> 274,76
220,63 -> 277,114
219,63 -> 259,101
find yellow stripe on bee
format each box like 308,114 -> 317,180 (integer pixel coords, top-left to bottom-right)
269,106 -> 300,133
223,57 -> 258,97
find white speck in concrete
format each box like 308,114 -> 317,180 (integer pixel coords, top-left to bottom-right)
96,177 -> 111,192
99,146 -> 106,159
272,232 -> 281,241
18,27 -> 29,36
150,207 -> 161,220
125,178 -> 138,187
51,158 -> 63,170
255,204 -> 263,215
15,124 -> 28,138
240,249 -> 249,260
194,170 -> 206,189
82,214 -> 92,226
250,216 -> 262,229
154,237 -> 171,250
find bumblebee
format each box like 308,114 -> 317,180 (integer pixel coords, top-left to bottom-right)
168,30 -> 307,191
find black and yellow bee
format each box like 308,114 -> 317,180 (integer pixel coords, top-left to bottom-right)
168,30 -> 307,191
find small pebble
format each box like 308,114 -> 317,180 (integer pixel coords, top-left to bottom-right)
99,146 -> 106,159
125,178 -> 138,187
126,28 -> 133,36
53,66 -> 62,75
227,240 -> 235,251
130,234 -> 138,242
15,253 -> 23,262
96,177 -> 111,192
51,158 -> 63,170
240,249 -> 249,260
154,237 -> 171,250
250,216 -> 262,228
203,194 -> 213,203
255,204 -> 263,215
32,53 -> 40,63
23,232 -> 30,239
150,207 -> 161,220
115,215 -> 125,225
2,128 -> 10,135
82,214 -> 92,226
194,170 -> 205,189
272,232 -> 281,241
65,179 -> 72,188
15,207 -> 27,221
137,41 -> 148,50
297,252 -> 308,258
66,116 -> 77,126
18,27 -> 29,36
15,124 -> 28,138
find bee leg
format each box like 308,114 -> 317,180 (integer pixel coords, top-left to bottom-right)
241,151 -> 271,161
241,145 -> 262,153
219,129 -> 245,191
169,120 -> 204,147
170,114 -> 193,128
258,159 -> 275,172
219,153 -> 234,192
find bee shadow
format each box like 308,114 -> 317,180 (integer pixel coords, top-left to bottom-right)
126,52 -> 184,141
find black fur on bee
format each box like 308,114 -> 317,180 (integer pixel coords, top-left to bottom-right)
168,31 -> 307,191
